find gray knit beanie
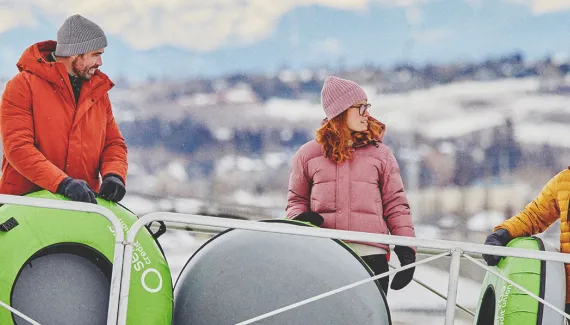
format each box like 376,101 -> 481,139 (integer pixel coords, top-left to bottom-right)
55,14 -> 107,56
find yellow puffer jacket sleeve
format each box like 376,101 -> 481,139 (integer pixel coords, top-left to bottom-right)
494,170 -> 564,237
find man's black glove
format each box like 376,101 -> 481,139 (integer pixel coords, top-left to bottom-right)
482,228 -> 511,266
57,177 -> 97,204
390,246 -> 416,290
294,212 -> 324,227
99,175 -> 126,202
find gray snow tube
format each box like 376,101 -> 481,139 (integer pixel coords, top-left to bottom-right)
173,219 -> 391,325
11,244 -> 111,325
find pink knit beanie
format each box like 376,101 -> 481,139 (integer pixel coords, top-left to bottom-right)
321,76 -> 368,119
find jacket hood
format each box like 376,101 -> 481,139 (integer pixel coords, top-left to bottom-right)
16,40 -> 113,90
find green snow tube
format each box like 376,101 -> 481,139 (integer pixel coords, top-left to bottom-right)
0,190 -> 173,325
473,237 -> 565,325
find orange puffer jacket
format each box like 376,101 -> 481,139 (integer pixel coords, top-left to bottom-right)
0,40 -> 127,195
495,168 -> 570,303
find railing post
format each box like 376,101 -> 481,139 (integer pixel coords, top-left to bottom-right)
445,248 -> 462,325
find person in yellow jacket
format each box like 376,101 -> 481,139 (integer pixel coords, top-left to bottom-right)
483,168 -> 570,314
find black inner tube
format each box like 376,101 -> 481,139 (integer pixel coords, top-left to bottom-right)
476,285 -> 496,325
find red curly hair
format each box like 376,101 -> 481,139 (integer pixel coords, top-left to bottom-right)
316,110 -> 384,163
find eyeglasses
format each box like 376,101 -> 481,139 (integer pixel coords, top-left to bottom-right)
349,104 -> 371,116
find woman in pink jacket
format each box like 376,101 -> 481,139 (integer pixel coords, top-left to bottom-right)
286,76 -> 416,295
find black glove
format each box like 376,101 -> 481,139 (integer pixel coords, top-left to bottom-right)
99,175 -> 126,202
294,212 -> 324,227
390,246 -> 416,290
57,177 -> 97,204
482,228 -> 511,266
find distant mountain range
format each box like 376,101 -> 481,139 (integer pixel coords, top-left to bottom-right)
0,0 -> 569,80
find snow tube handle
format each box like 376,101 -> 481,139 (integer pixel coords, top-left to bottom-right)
146,221 -> 167,239
0,217 -> 18,232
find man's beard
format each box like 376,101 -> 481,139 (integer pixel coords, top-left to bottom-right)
71,57 -> 96,80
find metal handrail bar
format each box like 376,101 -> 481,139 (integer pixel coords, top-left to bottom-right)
116,213 -> 570,325
0,300 -> 42,325
131,214 -> 570,263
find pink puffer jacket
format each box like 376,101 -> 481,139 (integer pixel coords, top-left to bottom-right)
286,137 -> 415,252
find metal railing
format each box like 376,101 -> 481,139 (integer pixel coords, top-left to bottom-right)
0,195 -> 125,325
118,212 -> 570,325
2,197 -> 570,325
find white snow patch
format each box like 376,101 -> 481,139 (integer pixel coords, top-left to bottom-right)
158,199 -> 174,211
178,93 -> 218,107
217,155 -> 266,174
264,98 -> 322,121
280,129 -> 293,141
415,224 -> 443,239
223,83 -> 257,104
173,198 -> 204,214
438,215 -> 458,229
232,190 -> 278,207
167,161 -> 188,182
236,156 -> 265,172
126,163 -> 145,177
264,152 -> 288,169
515,123 -> 570,148
213,127 -> 232,141
421,111 -> 505,140
120,195 -> 157,215
467,210 -> 506,232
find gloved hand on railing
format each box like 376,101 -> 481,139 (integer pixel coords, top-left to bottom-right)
99,174 -> 126,202
482,228 -> 511,266
293,212 -> 324,227
390,246 -> 416,290
57,177 -> 97,204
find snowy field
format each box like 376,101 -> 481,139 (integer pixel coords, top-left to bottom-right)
263,77 -> 570,147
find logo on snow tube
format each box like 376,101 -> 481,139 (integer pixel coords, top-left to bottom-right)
108,218 -> 163,294
496,283 -> 513,324
142,268 -> 163,293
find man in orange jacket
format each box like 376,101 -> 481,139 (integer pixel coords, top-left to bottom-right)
0,14 -> 128,203
483,168 -> 570,314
